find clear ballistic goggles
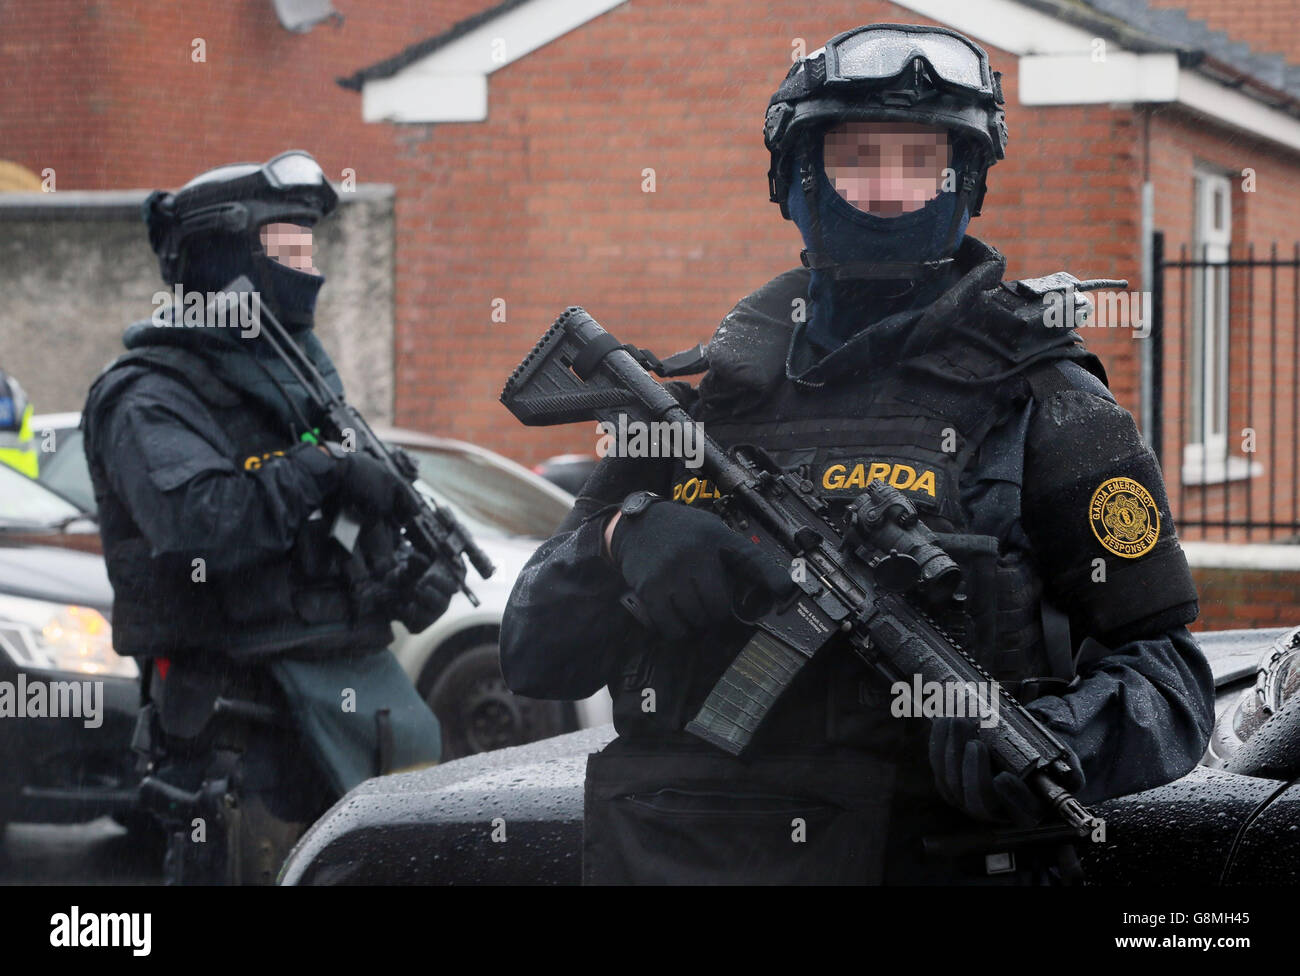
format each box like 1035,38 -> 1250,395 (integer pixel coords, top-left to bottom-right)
261,150 -> 329,191
822,25 -> 995,97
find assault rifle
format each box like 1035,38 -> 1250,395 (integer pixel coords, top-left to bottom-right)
501,306 -> 1098,838
215,276 -> 494,605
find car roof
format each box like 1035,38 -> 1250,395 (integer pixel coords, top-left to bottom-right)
30,411 -> 83,431
373,424 -> 574,505
1197,627 -> 1292,688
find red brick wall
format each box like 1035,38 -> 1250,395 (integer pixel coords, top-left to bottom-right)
1192,566 -> 1300,631
1,0 -> 1153,464
1148,0 -> 1300,67
0,0 -> 490,189
11,0 -> 1300,489
1145,107 -> 1300,542
385,0 -> 1148,464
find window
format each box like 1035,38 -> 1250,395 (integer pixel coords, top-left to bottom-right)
1184,170 -> 1258,484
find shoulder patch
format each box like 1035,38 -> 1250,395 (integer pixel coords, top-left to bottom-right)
1089,476 -> 1160,558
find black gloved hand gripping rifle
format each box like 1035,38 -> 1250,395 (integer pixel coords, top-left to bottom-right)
214,276 -> 494,605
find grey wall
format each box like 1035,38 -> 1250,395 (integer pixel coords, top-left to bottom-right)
0,184 -> 395,422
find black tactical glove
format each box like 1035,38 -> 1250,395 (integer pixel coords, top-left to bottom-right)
608,493 -> 796,640
333,449 -> 407,520
928,714 -> 1085,826
395,556 -> 460,633
363,546 -> 460,632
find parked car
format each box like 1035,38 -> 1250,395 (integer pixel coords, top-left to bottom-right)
29,413 -> 612,759
532,454 -> 597,496
0,461 -> 140,832
381,428 -> 611,757
31,412 -> 93,513
279,626 -> 1300,885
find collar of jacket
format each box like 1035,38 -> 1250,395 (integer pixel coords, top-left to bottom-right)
785,236 -> 1008,388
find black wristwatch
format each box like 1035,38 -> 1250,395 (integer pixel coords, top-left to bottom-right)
619,490 -> 660,517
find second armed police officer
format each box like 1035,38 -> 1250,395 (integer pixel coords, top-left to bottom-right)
501,24 -> 1215,883
83,151 -> 460,883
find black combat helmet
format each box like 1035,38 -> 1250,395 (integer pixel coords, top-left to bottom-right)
764,25 -> 1008,280
143,150 -> 339,327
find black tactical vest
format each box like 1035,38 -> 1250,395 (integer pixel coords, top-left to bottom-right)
84,346 -> 395,662
607,263 -> 1106,751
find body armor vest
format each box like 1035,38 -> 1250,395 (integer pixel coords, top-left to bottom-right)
690,344 -> 1062,691
84,345 -> 395,662
608,264 -> 1105,752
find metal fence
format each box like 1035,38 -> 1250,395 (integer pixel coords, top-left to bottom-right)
1151,230 -> 1300,542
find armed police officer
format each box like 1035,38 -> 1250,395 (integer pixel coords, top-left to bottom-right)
83,151 -> 459,883
500,25 -> 1215,883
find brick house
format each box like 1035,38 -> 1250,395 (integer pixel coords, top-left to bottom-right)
5,0 -> 1300,628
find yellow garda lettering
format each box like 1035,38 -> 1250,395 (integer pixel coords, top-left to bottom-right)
672,477 -> 724,505
822,462 -> 937,498
243,449 -> 286,471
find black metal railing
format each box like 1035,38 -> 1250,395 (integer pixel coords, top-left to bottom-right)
1151,230 -> 1300,542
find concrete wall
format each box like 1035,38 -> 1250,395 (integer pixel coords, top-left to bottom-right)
0,185 -> 395,422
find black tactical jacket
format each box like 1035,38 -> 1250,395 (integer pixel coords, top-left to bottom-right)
83,336 -> 397,662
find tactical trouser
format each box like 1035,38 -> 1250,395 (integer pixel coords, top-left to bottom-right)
132,661 -> 334,885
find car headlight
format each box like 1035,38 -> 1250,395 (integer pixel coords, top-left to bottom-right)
0,594 -> 136,679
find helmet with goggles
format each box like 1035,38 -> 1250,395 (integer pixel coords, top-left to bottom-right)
765,24 -> 1007,221
143,150 -> 338,285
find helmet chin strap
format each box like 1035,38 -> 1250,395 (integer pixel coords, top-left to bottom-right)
798,156 -> 978,283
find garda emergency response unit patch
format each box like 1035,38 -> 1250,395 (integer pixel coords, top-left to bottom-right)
1089,477 -> 1160,558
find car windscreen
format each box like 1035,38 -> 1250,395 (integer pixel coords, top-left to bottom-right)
0,460 -> 82,526
399,445 -> 570,539
36,427 -> 96,514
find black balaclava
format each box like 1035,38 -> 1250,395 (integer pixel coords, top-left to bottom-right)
181,228 -> 326,333
787,134 -> 971,352
126,229 -> 341,438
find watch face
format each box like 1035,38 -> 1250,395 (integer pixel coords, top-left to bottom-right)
623,491 -> 655,515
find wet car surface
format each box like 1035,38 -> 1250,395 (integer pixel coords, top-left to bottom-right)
281,628 -> 1299,885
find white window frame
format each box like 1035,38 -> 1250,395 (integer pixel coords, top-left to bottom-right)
1183,171 -> 1260,485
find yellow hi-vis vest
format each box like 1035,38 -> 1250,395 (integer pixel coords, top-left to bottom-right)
0,404 -> 39,478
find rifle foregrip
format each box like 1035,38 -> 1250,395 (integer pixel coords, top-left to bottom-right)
685,628 -> 814,756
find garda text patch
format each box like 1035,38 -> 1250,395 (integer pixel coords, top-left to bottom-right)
1089,477 -> 1160,558
820,461 -> 937,498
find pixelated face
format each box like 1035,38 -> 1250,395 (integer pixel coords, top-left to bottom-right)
259,222 -> 319,274
822,122 -> 951,217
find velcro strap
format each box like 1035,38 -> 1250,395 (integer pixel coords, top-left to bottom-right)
573,332 -> 702,380
571,332 -> 628,380
657,343 -> 709,377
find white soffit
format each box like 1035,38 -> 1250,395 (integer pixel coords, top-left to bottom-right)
1020,53 -> 1180,103
892,0 -> 1300,155
361,0 -> 629,123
